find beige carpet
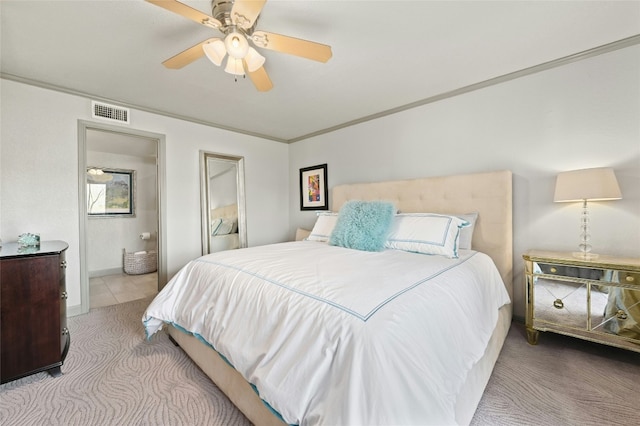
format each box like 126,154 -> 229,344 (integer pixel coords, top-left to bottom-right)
0,298 -> 250,426
1,297 -> 638,426
472,322 -> 640,426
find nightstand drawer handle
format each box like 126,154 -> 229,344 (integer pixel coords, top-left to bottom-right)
549,267 -> 557,273
616,310 -> 628,320
553,299 -> 564,309
625,275 -> 635,283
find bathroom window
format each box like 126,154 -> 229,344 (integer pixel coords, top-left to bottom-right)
87,167 -> 136,217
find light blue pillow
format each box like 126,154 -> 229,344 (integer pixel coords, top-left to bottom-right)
329,201 -> 395,252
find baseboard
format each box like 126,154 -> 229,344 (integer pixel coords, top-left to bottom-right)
89,267 -> 122,278
67,304 -> 83,317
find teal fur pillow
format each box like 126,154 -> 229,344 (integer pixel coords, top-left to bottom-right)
329,200 -> 395,252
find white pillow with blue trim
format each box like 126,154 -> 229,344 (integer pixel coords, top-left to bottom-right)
307,212 -> 338,242
455,212 -> 478,250
210,218 -> 223,236
213,218 -> 235,235
385,213 -> 470,258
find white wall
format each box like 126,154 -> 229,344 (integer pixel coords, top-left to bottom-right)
289,45 -> 640,321
209,166 -> 238,209
86,151 -> 157,275
2,45 -> 638,321
0,79 -> 290,312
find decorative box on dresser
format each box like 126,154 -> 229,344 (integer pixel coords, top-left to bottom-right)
523,250 -> 640,353
0,240 -> 70,384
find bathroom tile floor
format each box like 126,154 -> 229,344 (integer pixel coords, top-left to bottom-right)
90,272 -> 158,309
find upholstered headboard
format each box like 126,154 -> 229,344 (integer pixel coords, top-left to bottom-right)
332,170 -> 513,299
210,203 -> 238,223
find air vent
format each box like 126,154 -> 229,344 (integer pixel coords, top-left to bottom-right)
91,101 -> 130,124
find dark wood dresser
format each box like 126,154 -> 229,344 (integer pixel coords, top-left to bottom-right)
0,240 -> 70,384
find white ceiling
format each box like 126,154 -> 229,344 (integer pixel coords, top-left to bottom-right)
2,1 -> 639,143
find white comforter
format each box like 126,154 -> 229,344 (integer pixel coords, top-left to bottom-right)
143,241 -> 510,425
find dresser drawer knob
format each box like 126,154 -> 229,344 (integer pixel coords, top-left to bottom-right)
553,299 -> 564,309
625,275 -> 635,283
550,267 -> 557,273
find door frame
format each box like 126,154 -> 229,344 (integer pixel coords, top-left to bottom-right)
77,120 -> 167,314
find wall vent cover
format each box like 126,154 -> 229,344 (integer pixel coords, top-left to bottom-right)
92,101 -> 130,124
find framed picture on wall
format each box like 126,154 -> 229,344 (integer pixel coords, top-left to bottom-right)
87,167 -> 136,217
300,163 -> 328,211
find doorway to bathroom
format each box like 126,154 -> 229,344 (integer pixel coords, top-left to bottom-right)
78,121 -> 167,314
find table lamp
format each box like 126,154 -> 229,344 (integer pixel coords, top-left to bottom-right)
554,167 -> 622,260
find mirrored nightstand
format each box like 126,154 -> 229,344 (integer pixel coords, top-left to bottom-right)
523,250 -> 640,353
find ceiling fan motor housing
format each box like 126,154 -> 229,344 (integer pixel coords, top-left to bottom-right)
212,0 -> 257,36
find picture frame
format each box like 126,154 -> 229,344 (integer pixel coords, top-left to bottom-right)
87,167 -> 136,217
300,163 -> 328,211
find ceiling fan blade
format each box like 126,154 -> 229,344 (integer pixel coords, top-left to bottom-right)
146,0 -> 221,29
231,0 -> 266,29
251,31 -> 332,63
162,38 -> 216,69
244,61 -> 273,92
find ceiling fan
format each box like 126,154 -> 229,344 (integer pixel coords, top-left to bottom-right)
147,0 -> 332,92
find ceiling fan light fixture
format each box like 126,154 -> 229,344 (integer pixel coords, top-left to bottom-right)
87,168 -> 103,175
224,31 -> 249,59
244,47 -> 265,72
224,57 -> 245,76
202,38 -> 226,66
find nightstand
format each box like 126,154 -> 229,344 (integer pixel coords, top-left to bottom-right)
523,250 -> 640,353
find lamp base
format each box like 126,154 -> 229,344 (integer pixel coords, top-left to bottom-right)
572,252 -> 599,260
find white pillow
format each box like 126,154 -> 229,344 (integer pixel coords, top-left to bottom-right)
213,218 -> 235,235
306,212 -> 338,242
385,213 -> 470,258
210,218 -> 223,235
455,212 -> 478,250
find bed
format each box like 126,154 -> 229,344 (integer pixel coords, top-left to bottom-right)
143,170 -> 513,425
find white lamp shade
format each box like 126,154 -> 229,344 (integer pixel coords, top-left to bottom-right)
554,167 -> 622,202
224,57 -> 245,76
224,31 -> 249,59
244,47 -> 265,72
202,39 -> 226,66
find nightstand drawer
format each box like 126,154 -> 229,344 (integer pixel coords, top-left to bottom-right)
533,278 -> 588,329
537,262 -> 603,280
591,285 -> 640,338
619,272 -> 639,285
535,262 -> 639,287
